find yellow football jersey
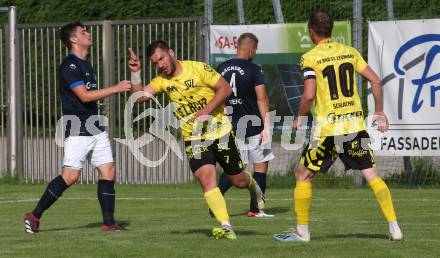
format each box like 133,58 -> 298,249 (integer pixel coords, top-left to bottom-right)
149,60 -> 232,141
299,39 -> 368,137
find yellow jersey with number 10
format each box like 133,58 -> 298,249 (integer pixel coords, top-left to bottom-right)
299,39 -> 368,137
149,60 -> 232,141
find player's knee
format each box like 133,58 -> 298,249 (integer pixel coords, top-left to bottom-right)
295,169 -> 312,182
62,173 -> 80,186
98,163 -> 116,181
109,163 -> 116,175
230,175 -> 247,188
234,181 -> 247,188
108,165 -> 116,180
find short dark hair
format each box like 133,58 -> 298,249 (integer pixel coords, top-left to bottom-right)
308,11 -> 333,38
146,40 -> 170,58
238,32 -> 259,47
60,21 -> 84,50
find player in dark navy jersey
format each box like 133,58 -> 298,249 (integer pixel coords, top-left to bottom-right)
216,33 -> 275,217
24,22 -> 131,233
59,52 -> 102,137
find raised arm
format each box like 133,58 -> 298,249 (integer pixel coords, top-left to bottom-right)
127,47 -> 157,102
128,47 -> 143,93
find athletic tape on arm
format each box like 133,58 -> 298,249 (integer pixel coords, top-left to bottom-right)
131,71 -> 142,85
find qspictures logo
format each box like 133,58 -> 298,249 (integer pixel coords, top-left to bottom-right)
113,91 -> 184,167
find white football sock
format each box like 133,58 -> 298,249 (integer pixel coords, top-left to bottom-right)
389,220 -> 400,233
221,221 -> 232,228
297,224 -> 310,236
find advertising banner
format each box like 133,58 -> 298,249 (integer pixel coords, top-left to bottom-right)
368,19 -> 440,156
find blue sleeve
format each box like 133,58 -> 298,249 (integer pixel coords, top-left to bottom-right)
61,62 -> 85,90
254,65 -> 265,87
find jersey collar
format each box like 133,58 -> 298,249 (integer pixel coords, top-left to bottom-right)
232,56 -> 249,60
68,52 -> 79,59
318,38 -> 333,45
68,52 -> 88,61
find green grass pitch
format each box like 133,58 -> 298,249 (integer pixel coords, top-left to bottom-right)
1,183 -> 439,257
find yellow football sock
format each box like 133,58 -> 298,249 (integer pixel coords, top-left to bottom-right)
369,177 -> 397,222
204,187 -> 229,223
294,181 -> 312,225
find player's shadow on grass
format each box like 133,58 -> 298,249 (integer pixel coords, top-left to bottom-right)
314,233 -> 388,240
40,220 -> 130,232
170,228 -> 263,236
232,206 -> 290,217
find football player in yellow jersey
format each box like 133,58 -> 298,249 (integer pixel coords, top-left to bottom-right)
127,40 -> 263,240
273,11 -> 403,242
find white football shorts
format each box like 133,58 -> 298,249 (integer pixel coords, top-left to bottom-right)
236,134 -> 275,165
63,132 -> 114,170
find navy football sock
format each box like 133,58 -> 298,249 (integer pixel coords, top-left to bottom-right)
253,171 -> 267,194
98,179 -> 116,226
33,175 -> 69,219
218,173 -> 233,195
